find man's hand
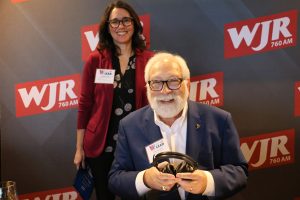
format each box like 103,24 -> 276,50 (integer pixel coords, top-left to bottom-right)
176,169 -> 207,194
143,162 -> 179,191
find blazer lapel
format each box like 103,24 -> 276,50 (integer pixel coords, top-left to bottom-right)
143,107 -> 163,144
185,101 -> 204,161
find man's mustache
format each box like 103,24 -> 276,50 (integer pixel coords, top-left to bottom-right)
153,94 -> 176,101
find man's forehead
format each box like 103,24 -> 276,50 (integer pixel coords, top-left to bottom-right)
150,62 -> 181,78
152,59 -> 180,70
162,58 -> 171,62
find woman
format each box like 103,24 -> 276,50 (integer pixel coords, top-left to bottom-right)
73,1 -> 153,199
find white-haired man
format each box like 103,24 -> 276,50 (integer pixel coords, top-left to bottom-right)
108,52 -> 248,200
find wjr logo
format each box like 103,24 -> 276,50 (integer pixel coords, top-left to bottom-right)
100,69 -> 113,75
15,74 -> 81,117
18,187 -> 80,200
224,10 -> 298,58
189,72 -> 223,107
240,129 -> 295,171
81,15 -> 150,61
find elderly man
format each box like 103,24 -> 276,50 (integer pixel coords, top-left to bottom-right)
108,52 -> 248,200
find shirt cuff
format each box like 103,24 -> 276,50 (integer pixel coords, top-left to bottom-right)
202,170 -> 215,196
135,170 -> 151,196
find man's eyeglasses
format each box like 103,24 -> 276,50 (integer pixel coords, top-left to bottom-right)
108,17 -> 133,28
148,78 -> 184,91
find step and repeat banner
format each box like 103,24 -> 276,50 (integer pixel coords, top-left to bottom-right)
0,0 -> 299,199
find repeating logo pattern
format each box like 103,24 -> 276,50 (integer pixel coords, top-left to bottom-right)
5,4 -> 299,199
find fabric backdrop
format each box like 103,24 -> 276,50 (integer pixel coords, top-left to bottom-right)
0,0 -> 299,199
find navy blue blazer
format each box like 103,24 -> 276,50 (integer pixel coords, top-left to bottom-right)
108,100 -> 248,200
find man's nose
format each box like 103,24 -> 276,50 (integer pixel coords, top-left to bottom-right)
160,83 -> 172,94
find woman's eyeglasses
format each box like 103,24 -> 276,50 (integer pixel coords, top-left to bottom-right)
108,17 -> 133,28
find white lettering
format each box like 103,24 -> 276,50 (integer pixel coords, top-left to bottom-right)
18,85 -> 49,108
199,78 -> 218,100
18,80 -> 78,111
58,80 -> 77,101
228,16 -> 292,51
272,17 -> 292,40
241,135 -> 291,168
45,193 -> 61,200
84,31 -> 99,51
270,136 -> 289,157
252,20 -> 272,51
189,81 -> 199,101
41,82 -> 58,111
250,138 -> 269,167
189,79 -> 219,102
241,138 -> 270,167
22,192 -> 78,200
227,23 -> 260,49
62,192 -> 77,200
241,140 -> 259,162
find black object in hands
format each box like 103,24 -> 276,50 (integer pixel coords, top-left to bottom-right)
152,152 -> 198,176
73,165 -> 94,200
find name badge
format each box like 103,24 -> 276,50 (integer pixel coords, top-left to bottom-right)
145,138 -> 170,163
95,69 -> 115,84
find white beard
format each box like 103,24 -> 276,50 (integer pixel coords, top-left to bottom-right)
147,86 -> 189,118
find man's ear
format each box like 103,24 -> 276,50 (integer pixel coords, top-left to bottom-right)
186,79 -> 191,91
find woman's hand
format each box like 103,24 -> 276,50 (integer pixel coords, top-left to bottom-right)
74,147 -> 85,169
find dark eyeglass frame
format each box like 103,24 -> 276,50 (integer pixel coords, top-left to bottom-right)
107,17 -> 133,28
148,78 -> 184,91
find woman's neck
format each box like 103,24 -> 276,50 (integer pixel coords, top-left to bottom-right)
118,43 -> 133,57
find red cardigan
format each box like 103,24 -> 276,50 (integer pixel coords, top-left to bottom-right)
77,49 -> 154,157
